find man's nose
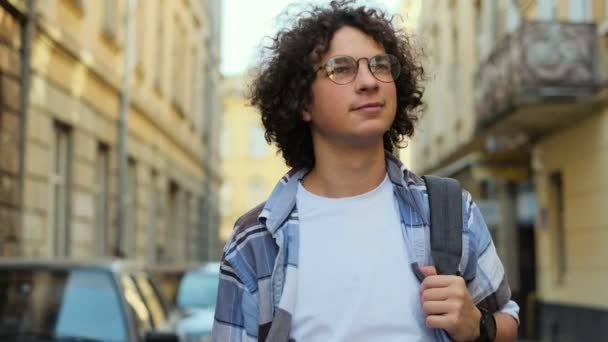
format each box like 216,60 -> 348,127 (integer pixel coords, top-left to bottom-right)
354,60 -> 379,92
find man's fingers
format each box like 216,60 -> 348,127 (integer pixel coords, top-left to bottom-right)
422,300 -> 451,316
420,265 -> 437,276
421,287 -> 449,301
421,275 -> 455,290
425,314 -> 453,330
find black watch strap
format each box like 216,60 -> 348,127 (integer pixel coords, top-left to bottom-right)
475,308 -> 497,342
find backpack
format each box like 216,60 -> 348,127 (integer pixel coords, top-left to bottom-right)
422,175 -> 463,276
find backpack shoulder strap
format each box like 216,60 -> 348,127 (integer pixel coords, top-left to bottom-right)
422,175 -> 463,276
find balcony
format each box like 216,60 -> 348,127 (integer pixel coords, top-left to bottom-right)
474,21 -> 599,138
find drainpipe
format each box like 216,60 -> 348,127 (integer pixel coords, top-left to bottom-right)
116,0 -> 136,256
201,0 -> 216,262
16,0 -> 35,256
202,74 -> 213,262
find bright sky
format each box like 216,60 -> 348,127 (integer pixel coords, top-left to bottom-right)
220,0 -> 403,76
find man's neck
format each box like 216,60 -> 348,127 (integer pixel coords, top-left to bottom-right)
302,140 -> 387,198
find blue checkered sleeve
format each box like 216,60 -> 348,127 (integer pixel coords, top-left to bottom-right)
466,192 -> 520,323
211,259 -> 258,342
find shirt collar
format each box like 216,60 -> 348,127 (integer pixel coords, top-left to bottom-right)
259,151 -> 425,235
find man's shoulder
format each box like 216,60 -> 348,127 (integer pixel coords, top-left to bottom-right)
223,201 -> 274,258
233,201 -> 266,232
222,202 -> 278,286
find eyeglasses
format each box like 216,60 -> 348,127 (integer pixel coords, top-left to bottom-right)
315,53 -> 401,85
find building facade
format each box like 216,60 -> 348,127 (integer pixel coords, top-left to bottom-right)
219,74 -> 288,245
395,0 -> 421,170
413,0 -> 608,340
0,0 -> 26,258
0,0 -> 222,263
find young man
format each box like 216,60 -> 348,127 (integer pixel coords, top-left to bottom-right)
213,1 -> 519,341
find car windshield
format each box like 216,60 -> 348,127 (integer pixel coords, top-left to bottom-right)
176,271 -> 219,310
0,268 -> 128,342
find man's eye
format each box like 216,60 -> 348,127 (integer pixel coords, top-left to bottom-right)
373,63 -> 391,71
334,66 -> 352,74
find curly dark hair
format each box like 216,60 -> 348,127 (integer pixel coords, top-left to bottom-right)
249,0 -> 425,169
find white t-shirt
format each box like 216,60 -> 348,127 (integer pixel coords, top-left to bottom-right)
291,175 -> 434,342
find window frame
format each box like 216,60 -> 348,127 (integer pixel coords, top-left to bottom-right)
50,122 -> 72,257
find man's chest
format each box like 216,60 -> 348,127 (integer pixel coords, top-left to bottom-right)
291,207 -> 431,341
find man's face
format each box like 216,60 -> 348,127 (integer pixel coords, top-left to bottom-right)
304,26 -> 398,148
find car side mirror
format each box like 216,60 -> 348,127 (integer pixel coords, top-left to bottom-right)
144,330 -> 180,342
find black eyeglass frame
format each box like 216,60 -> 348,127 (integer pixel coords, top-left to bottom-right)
314,53 -> 401,85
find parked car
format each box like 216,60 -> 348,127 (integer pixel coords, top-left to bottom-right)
147,264 -> 194,311
0,258 -> 181,342
173,263 -> 220,342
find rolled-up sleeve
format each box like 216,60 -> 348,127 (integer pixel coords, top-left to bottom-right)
464,191 -> 520,324
499,300 -> 521,324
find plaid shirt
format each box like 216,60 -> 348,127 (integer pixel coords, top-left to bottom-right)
212,153 -> 519,342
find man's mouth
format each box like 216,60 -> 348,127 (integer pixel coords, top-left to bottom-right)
353,102 -> 384,112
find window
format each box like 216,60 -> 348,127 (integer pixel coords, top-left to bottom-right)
489,0 -> 498,53
450,11 -> 460,119
569,0 -> 591,22
248,127 -> 267,158
474,0 -> 501,62
0,269 -> 127,341
176,271 -> 220,310
66,0 -> 86,13
121,275 -> 152,337
220,182 -> 232,216
146,170 -> 159,263
549,171 -> 566,284
102,0 -> 119,41
199,59 -> 208,134
430,21 -> 440,65
191,47 -> 200,131
135,0 -> 145,71
183,192 -> 192,262
55,270 -> 126,340
132,274 -> 167,327
220,128 -> 231,158
171,18 -> 186,114
189,195 -> 200,261
506,0 -> 521,32
538,0 -> 556,20
198,196 -> 207,261
248,178 -> 266,208
126,158 -> 137,256
94,143 -> 110,256
168,181 -> 179,262
474,0 -> 484,63
202,50 -> 214,146
154,1 -> 164,90
479,179 -> 500,245
51,122 -> 72,257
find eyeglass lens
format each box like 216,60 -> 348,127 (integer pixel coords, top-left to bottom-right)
325,54 -> 400,84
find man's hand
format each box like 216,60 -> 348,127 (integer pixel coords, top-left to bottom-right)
420,266 -> 481,342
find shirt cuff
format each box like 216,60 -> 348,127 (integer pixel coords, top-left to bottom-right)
498,300 -> 520,325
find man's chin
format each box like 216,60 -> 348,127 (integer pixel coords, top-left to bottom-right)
345,131 -> 389,148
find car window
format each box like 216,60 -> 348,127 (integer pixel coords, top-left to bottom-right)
0,268 -> 128,342
121,274 -> 152,336
153,272 -> 184,307
132,274 -> 166,327
177,271 -> 219,310
147,275 -> 171,314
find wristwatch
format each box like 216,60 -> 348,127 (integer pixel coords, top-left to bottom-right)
475,307 -> 497,342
